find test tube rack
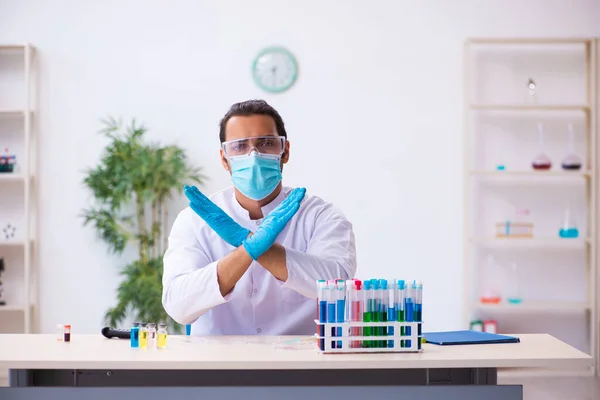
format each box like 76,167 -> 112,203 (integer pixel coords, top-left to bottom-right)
314,320 -> 423,353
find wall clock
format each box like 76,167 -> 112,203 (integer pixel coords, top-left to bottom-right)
252,46 -> 298,93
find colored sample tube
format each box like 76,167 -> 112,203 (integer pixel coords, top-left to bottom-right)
327,280 -> 336,349
362,280 -> 372,348
405,282 -> 414,348
415,280 -> 423,350
390,279 -> 398,348
396,280 -> 405,348
130,322 -> 140,348
317,280 -> 327,351
370,279 -> 380,348
350,280 -> 362,348
336,280 -> 346,349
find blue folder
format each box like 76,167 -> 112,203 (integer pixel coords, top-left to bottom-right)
423,330 -> 520,346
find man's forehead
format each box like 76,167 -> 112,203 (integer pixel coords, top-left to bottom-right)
225,115 -> 277,140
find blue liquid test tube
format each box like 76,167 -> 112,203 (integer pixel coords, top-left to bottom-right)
336,280 -> 346,349
396,280 -> 405,348
405,281 -> 414,348
415,280 -> 423,349
388,280 -> 396,348
317,280 -> 327,351
130,322 -> 140,348
327,280 -> 337,349
380,279 -> 388,348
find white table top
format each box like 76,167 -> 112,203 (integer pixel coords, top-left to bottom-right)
0,334 -> 592,370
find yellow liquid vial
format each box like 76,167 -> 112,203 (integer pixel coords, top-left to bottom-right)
140,330 -> 147,349
157,333 -> 167,349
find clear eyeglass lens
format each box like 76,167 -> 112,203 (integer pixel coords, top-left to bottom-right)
223,136 -> 284,157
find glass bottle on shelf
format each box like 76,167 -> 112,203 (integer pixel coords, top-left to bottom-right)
480,255 -> 501,304
531,123 -> 552,170
559,203 -> 579,239
506,262 -> 522,304
561,123 -> 583,171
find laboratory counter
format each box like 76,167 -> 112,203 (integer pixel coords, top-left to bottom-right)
0,333 -> 593,400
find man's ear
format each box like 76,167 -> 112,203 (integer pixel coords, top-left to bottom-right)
282,140 -> 290,164
220,149 -> 231,172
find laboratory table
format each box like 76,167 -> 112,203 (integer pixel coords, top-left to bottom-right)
0,333 -> 593,400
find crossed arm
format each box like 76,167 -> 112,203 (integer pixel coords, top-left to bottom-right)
161,186 -> 356,325
184,185 -> 303,296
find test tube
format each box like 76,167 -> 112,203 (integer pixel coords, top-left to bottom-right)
396,280 -> 405,348
336,280 -> 346,349
380,279 -> 388,348
415,280 -> 423,350
362,280 -> 372,348
350,280 -> 362,348
327,280 -> 337,349
384,279 -> 397,347
317,280 -> 327,351
405,282 -> 414,349
371,279 -> 382,348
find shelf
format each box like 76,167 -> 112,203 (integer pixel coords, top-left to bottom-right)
470,170 -> 590,184
0,110 -> 25,116
0,239 -> 33,247
466,38 -> 593,45
0,305 -> 26,312
473,301 -> 590,313
470,104 -> 590,111
471,237 -> 589,249
0,174 -> 26,182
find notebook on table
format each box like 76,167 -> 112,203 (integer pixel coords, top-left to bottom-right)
423,330 -> 520,345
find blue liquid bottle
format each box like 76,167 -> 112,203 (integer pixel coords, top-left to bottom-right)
559,206 -> 579,239
130,322 -> 140,348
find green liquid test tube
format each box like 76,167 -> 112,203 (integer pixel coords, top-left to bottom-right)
363,280 -> 372,348
397,280 -> 405,348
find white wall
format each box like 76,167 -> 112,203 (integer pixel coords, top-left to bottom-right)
1,0 -> 599,335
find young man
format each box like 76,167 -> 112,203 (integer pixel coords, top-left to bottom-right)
162,99 -> 356,336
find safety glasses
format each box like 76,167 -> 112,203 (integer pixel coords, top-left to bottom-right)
222,136 -> 286,159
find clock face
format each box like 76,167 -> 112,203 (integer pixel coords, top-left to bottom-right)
252,47 -> 298,93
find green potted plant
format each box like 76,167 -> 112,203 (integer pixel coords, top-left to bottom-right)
81,117 -> 204,332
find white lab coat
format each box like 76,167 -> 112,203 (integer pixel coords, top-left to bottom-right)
162,185 -> 357,336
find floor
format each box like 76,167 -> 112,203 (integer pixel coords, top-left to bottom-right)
0,369 -> 599,398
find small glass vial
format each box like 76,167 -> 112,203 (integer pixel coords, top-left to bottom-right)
130,322 -> 140,348
56,324 -> 64,341
139,323 -> 148,349
157,323 -> 168,349
147,323 -> 157,349
63,324 -> 71,342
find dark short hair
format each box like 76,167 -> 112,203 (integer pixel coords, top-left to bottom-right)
219,99 -> 287,143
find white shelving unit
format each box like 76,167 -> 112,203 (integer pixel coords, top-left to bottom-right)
0,44 -> 37,334
463,38 -> 598,376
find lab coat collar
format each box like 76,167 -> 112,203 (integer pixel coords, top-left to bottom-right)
230,185 -> 290,221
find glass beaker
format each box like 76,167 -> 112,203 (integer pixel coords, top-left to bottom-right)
480,255 -> 502,304
531,123 -> 552,170
506,263 -> 522,304
559,205 -> 579,238
561,124 -> 582,170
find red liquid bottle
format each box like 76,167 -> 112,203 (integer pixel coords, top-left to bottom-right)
532,123 -> 552,171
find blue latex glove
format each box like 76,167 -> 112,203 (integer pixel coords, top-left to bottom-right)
184,185 -> 251,247
243,187 -> 306,260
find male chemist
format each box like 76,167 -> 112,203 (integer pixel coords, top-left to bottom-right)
162,99 -> 356,336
